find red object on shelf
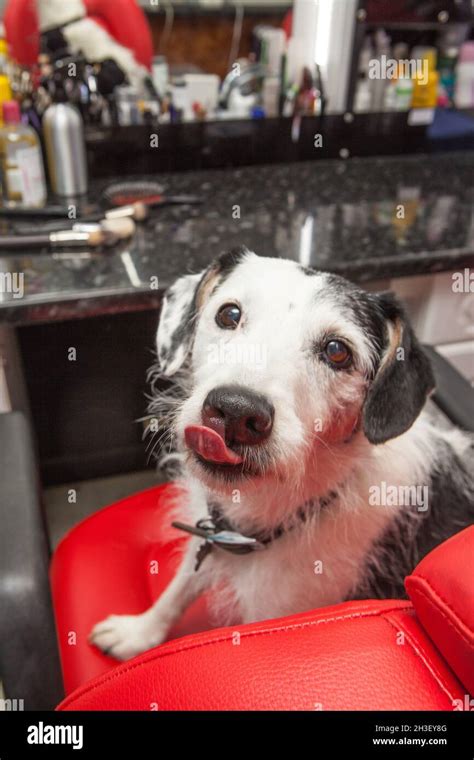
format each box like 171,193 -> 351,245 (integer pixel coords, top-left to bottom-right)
2,99 -> 21,124
282,9 -> 292,39
4,0 -> 152,69
51,482 -> 473,710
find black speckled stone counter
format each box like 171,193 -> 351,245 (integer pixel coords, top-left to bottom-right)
1,151 -> 473,325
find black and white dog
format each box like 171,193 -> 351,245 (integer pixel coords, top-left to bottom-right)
91,248 -> 474,660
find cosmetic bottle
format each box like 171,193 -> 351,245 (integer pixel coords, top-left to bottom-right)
354,36 -> 373,113
0,38 -> 8,75
43,100 -> 88,196
384,76 -> 414,111
411,49 -> 439,109
438,46 -> 458,105
455,42 -> 474,108
151,55 -> 169,98
370,30 -> 391,112
0,74 -> 12,126
0,100 -> 47,207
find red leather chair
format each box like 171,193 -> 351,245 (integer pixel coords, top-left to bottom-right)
51,483 -> 474,711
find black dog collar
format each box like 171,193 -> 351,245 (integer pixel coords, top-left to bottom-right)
172,491 -> 338,571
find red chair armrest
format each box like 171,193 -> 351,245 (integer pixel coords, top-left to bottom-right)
405,526 -> 474,697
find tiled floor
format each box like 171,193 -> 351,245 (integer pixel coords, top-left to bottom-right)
44,468 -> 167,549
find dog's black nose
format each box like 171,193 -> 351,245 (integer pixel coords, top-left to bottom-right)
203,385 -> 274,446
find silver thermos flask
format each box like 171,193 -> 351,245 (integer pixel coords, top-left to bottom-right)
43,103 -> 88,196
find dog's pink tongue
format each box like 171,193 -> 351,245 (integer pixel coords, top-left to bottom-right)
185,425 -> 243,465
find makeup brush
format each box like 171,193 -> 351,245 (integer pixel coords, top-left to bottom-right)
94,196 -> 202,223
0,218 -> 136,251
0,195 -> 202,222
73,217 -> 136,239
0,204 -> 80,218
70,202 -> 148,224
11,217 -> 136,239
0,228 -> 118,251
104,202 -> 149,221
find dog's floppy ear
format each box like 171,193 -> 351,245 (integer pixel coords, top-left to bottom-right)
157,246 -> 252,377
363,293 -> 435,444
157,272 -> 203,376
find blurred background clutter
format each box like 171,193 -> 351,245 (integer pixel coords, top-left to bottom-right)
0,0 -> 472,195
0,0 -> 472,197
1,0 -> 474,132
0,0 -> 473,487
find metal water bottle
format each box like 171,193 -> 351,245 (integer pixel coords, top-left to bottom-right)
43,103 -> 88,196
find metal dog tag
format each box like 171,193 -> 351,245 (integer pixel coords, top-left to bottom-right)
172,520 -> 265,571
210,530 -> 265,554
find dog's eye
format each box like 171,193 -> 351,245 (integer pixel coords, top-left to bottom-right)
323,340 -> 352,369
215,303 -> 241,329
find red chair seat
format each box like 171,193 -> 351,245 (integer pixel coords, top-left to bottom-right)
51,484 -> 212,695
51,484 -> 473,710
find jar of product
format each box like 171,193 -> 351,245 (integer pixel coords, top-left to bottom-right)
0,100 -> 47,207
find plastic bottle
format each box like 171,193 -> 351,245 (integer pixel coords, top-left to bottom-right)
455,42 -> 474,108
370,30 -> 391,112
411,47 -> 439,109
384,76 -> 414,111
0,74 -> 12,127
0,39 -> 8,75
382,43 -> 414,112
438,46 -> 458,105
0,22 -> 9,74
0,100 -> 47,207
354,36 -> 373,113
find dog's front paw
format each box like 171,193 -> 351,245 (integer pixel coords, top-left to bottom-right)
89,613 -> 167,661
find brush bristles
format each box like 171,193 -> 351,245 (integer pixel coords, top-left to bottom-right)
132,202 -> 148,221
87,229 -> 106,246
105,202 -> 147,221
100,217 -> 136,238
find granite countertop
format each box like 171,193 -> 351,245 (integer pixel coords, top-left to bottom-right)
1,151 -> 473,325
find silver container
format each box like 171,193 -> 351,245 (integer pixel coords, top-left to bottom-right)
43,103 -> 88,196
